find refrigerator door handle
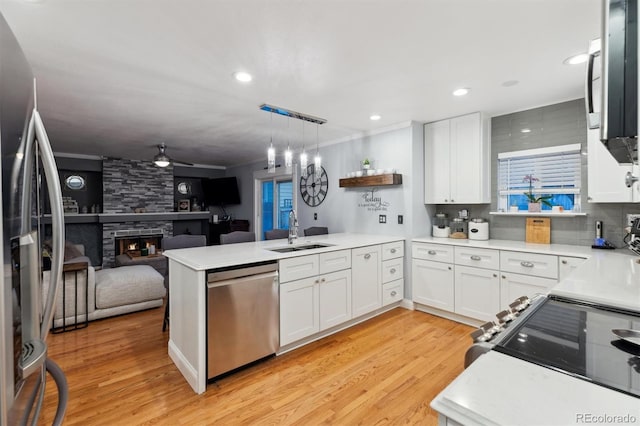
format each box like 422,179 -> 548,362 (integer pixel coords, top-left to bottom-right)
600,0 -> 610,140
33,109 -> 65,341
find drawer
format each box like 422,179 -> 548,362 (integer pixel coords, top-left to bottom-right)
382,279 -> 403,305
412,242 -> 453,263
279,254 -> 320,283
319,249 -> 352,274
382,258 -> 404,283
454,246 -> 499,270
500,250 -> 558,279
382,241 -> 404,260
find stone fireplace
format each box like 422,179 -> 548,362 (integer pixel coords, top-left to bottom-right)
101,158 -> 174,267
114,229 -> 164,257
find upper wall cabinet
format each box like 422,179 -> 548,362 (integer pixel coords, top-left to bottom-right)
424,112 -> 491,204
587,127 -> 640,202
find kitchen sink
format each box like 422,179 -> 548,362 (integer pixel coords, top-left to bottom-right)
268,243 -> 333,253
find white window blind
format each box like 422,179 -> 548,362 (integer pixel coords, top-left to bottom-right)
497,143 -> 582,209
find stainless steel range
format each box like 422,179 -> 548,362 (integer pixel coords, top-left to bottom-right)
466,295 -> 640,399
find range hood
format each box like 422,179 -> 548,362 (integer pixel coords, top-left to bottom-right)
586,0 -> 638,164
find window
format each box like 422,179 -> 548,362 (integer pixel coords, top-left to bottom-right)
253,167 -> 296,241
497,143 -> 582,212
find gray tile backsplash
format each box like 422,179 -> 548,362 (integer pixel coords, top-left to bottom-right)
435,99 -> 640,248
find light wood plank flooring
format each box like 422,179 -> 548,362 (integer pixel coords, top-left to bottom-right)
40,305 -> 472,425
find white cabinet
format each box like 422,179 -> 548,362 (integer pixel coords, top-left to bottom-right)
587,123 -> 640,202
351,245 -> 382,317
455,265 -> 500,322
318,269 -> 352,331
412,258 -> 454,311
424,112 -> 491,204
381,241 -> 404,306
279,251 -> 352,346
280,277 -> 319,346
500,251 -> 558,279
558,256 -> 586,281
500,273 -> 556,307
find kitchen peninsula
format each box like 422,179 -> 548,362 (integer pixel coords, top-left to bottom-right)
163,233 -> 406,394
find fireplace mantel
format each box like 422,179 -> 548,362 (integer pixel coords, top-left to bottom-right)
42,211 -> 211,224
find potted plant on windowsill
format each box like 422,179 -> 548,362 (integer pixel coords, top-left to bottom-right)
523,174 -> 552,212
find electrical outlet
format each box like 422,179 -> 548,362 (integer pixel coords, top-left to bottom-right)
314,213 -> 317,220
398,215 -> 403,224
379,215 -> 386,224
626,214 -> 640,227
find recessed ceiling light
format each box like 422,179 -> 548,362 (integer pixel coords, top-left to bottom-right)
502,80 -> 519,87
563,53 -> 588,65
370,114 -> 381,121
453,88 -> 470,97
233,71 -> 252,83
521,128 -> 532,133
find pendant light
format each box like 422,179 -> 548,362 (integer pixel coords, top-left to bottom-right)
284,118 -> 292,172
313,123 -> 321,170
267,111 -> 275,173
300,121 -> 308,178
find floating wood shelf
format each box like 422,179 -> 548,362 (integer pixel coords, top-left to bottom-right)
339,173 -> 403,188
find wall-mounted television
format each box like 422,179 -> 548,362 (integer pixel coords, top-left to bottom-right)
202,176 -> 241,206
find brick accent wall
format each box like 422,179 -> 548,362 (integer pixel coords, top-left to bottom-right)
102,158 -> 174,213
102,158 -> 174,266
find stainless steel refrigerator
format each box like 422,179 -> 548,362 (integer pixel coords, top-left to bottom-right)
0,13 -> 68,425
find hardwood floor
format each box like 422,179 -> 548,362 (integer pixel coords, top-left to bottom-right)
40,305 -> 473,425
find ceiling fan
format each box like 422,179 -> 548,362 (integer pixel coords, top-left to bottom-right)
153,143 -> 193,167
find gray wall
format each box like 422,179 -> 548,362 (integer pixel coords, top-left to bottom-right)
435,99 -> 640,248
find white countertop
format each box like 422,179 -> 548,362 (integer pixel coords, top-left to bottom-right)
164,233 -> 404,270
431,351 -> 640,426
413,236 -> 640,313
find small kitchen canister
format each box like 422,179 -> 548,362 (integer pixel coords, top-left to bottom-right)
468,218 -> 489,240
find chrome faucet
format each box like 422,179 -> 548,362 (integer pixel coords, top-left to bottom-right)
288,209 -> 298,244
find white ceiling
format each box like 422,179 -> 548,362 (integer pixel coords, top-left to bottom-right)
0,0 -> 600,168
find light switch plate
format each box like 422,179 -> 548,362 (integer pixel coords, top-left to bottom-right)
379,215 -> 386,223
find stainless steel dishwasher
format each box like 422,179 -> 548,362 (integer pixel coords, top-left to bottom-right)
206,261 -> 279,379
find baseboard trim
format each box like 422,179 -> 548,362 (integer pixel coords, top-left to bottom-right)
413,303 -> 483,327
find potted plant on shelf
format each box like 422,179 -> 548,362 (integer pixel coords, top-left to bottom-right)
362,158 -> 371,170
523,174 -> 552,212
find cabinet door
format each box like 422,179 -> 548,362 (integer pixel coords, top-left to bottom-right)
558,256 -> 586,281
500,273 -> 556,307
450,113 -> 490,203
319,269 -> 352,330
412,259 -> 454,311
351,245 -> 382,317
454,265 -> 499,321
280,277 -> 319,346
587,124 -> 634,202
424,120 -> 451,204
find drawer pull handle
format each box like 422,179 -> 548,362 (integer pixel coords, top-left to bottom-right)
364,253 -> 371,260
391,291 -> 397,297
520,261 -> 534,268
390,268 -> 396,274
470,255 -> 482,261
427,250 -> 437,255
561,260 -> 568,265
390,248 -> 397,253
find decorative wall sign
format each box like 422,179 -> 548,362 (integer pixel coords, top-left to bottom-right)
358,188 -> 390,212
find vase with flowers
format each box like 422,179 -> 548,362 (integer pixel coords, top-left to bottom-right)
523,174 -> 552,212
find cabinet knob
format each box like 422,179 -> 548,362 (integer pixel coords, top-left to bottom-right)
391,291 -> 397,297
448,266 -> 452,270
470,255 -> 482,261
390,248 -> 397,254
444,199 -> 448,202
561,260 -> 568,265
451,199 -> 454,202
428,250 -> 437,255
520,261 -> 534,268
502,275 -> 506,279
315,279 -> 320,284
364,253 -> 371,260
321,278 -> 326,283
390,268 -> 396,274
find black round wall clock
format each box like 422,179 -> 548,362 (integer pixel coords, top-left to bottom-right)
300,165 -> 328,207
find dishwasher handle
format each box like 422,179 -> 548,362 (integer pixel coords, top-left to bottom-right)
207,270 -> 278,289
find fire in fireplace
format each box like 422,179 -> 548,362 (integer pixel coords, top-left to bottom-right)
114,232 -> 163,257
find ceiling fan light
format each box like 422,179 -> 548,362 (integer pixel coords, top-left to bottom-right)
153,155 -> 171,167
